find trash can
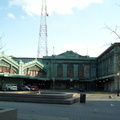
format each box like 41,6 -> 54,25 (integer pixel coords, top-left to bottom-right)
80,94 -> 86,103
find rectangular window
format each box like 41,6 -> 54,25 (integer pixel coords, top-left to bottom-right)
57,64 -> 63,77
78,66 -> 84,77
67,64 -> 74,77
84,65 -> 90,78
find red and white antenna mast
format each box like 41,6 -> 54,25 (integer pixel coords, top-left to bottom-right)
37,0 -> 48,58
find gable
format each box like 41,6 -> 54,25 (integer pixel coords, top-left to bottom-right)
0,54 -> 18,69
57,51 -> 87,59
23,59 -> 46,72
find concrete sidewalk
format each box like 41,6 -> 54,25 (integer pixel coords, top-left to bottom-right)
0,92 -> 120,120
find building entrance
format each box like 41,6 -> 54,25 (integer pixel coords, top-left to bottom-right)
24,79 -> 51,89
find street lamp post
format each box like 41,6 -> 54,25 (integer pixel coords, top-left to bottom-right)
70,79 -> 73,83
52,77 -> 55,90
69,79 -> 73,89
117,73 -> 119,96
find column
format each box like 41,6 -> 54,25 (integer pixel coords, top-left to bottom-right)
19,60 -> 24,75
10,65 -> 12,74
63,64 -> 67,77
54,64 -> 57,77
74,64 -> 78,78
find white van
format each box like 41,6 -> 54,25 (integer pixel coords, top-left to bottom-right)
2,84 -> 17,91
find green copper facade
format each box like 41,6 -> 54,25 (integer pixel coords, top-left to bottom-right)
0,43 -> 120,91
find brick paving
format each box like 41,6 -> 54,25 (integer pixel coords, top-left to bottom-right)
0,92 -> 120,120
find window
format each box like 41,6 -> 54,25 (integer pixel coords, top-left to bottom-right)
78,65 -> 84,77
57,64 -> 63,77
0,66 -> 10,73
84,65 -> 90,78
67,64 -> 74,77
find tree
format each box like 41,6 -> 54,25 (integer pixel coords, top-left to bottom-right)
105,24 -> 120,39
105,4 -> 120,39
0,34 -> 4,52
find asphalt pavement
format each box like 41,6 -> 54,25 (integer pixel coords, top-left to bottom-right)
0,92 -> 120,120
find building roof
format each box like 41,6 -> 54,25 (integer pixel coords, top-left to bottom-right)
97,43 -> 120,58
43,50 -> 96,60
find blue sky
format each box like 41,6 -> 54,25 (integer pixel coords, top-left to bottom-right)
0,0 -> 120,58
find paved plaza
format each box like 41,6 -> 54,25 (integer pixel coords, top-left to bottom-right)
0,92 -> 120,120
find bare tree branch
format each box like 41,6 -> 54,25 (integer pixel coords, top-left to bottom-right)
0,33 -> 5,51
105,24 -> 120,39
116,3 -> 120,7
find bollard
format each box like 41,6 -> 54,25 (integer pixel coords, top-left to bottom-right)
80,94 -> 86,103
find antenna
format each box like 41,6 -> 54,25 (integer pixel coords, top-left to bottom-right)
53,46 -> 55,55
87,46 -> 88,57
37,0 -> 48,58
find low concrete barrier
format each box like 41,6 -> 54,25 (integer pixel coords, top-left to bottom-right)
0,92 -> 79,104
0,108 -> 17,120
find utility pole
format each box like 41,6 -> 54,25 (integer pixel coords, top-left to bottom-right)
37,0 -> 48,58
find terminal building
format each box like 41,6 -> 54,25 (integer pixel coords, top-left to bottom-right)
0,43 -> 120,92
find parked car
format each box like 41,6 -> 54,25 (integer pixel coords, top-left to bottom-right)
69,87 -> 74,90
77,88 -> 85,92
18,85 -> 30,91
30,86 -> 39,91
2,84 -> 17,91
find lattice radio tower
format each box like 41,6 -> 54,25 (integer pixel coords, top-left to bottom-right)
37,0 -> 48,58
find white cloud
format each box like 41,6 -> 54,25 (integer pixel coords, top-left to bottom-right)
7,13 -> 16,19
21,15 -> 25,19
9,0 -> 103,16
